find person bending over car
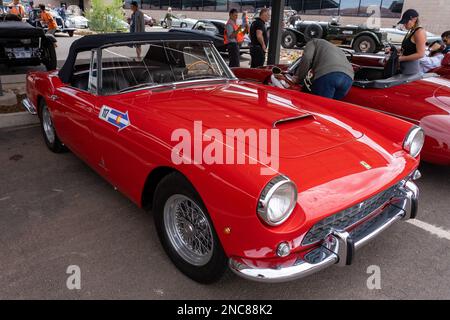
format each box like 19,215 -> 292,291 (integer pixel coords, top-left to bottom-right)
292,39 -> 354,100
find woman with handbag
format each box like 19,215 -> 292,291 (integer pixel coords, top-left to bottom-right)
398,9 -> 427,75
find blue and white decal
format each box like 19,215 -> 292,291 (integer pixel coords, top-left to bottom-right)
98,105 -> 130,131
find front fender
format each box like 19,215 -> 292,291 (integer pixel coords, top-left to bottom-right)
420,114 -> 450,165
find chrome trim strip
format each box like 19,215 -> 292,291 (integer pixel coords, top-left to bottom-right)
272,114 -> 314,128
22,98 -> 37,115
229,242 -> 339,283
229,180 -> 419,283
114,78 -> 233,95
353,210 -> 404,251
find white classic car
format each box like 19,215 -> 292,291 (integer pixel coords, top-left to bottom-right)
381,27 -> 442,45
160,14 -> 197,29
65,14 -> 89,29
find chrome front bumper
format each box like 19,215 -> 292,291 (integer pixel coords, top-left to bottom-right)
229,180 -> 419,283
22,97 -> 37,115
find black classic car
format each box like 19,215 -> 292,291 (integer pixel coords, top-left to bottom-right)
0,14 -> 57,70
170,19 -> 250,55
282,17 -> 387,53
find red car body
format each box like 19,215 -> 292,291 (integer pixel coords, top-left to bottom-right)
349,52 -> 450,80
22,33 -> 421,283
233,55 -> 450,166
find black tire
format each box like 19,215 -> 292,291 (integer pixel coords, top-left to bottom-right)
67,30 -> 74,37
281,30 -> 297,49
304,23 -> 323,41
43,42 -> 57,71
38,99 -> 66,153
161,21 -> 167,28
353,35 -> 377,53
180,22 -> 187,28
153,172 -> 228,284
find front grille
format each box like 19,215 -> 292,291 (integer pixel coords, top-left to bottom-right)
301,182 -> 403,245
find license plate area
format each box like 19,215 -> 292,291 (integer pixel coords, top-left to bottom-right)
5,47 -> 33,59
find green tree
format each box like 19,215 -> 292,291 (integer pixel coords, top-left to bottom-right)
86,0 -> 128,33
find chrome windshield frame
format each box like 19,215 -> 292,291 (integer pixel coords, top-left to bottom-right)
95,39 -> 237,96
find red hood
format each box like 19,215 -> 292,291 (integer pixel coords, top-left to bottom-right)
118,81 -> 363,159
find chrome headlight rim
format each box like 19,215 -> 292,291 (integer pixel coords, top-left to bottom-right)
403,126 -> 425,158
257,175 -> 298,227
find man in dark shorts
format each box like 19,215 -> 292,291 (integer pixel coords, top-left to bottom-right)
224,8 -> 244,68
249,8 -> 270,68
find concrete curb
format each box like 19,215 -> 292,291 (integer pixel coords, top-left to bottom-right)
0,92 -> 18,106
0,112 -> 39,129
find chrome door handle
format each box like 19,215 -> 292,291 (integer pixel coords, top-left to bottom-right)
50,95 -> 59,101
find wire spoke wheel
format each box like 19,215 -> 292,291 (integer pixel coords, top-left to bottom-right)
164,194 -> 214,266
42,106 -> 55,144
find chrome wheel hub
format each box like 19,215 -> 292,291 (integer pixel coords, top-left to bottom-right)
164,194 -> 214,266
284,35 -> 293,45
360,41 -> 370,52
42,106 -> 55,144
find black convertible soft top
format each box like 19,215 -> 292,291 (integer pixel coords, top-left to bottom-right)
0,21 -> 45,37
59,31 -> 214,83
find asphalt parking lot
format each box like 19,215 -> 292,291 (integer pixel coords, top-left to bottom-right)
0,124 -> 449,299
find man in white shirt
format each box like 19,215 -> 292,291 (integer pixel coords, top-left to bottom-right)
419,41 -> 445,73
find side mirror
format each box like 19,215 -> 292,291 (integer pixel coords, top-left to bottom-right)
272,66 -> 282,75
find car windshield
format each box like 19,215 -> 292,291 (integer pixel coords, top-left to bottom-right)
99,40 -> 234,95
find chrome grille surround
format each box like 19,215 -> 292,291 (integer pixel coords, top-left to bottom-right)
301,182 -> 403,246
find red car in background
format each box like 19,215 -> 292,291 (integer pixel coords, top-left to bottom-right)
233,51 -> 450,166
348,51 -> 450,79
22,33 -> 422,283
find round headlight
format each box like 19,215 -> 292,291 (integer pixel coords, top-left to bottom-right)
403,126 -> 425,158
257,176 -> 297,226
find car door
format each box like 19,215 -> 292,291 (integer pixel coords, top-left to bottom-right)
51,51 -> 99,165
86,45 -> 151,198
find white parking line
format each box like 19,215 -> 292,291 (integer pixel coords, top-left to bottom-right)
407,219 -> 450,241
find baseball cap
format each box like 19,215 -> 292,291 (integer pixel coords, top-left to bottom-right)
398,9 -> 419,25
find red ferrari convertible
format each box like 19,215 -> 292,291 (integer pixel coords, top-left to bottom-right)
233,51 -> 450,166
23,33 -> 422,283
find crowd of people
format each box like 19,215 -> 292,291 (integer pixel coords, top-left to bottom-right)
1,0 -> 62,35
224,7 -> 450,101
2,2 -> 449,101
224,7 -> 270,68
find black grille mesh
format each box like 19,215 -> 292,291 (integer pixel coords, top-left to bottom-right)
302,183 -> 403,245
